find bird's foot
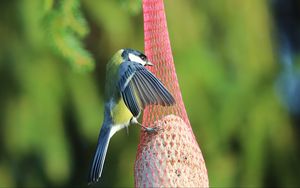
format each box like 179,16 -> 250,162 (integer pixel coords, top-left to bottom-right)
130,117 -> 160,133
141,124 -> 161,133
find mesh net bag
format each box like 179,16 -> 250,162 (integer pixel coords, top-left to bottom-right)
134,0 -> 209,187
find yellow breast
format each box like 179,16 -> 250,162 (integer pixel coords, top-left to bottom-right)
111,99 -> 133,125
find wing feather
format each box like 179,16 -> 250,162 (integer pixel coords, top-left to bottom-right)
118,61 -> 175,117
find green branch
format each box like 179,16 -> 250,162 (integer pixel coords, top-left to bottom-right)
44,0 -> 94,72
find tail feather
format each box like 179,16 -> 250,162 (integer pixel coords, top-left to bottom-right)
89,126 -> 112,184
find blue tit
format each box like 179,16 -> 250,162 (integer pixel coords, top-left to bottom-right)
88,48 -> 175,183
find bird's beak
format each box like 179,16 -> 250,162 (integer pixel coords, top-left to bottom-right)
146,61 -> 154,66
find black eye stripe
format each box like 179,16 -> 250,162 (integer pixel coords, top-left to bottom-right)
122,48 -> 147,62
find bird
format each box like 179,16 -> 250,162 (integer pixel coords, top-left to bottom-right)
88,48 -> 175,183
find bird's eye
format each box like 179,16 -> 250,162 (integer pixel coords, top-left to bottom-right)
140,55 -> 146,61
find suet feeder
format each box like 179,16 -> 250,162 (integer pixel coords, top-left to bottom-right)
134,0 -> 209,187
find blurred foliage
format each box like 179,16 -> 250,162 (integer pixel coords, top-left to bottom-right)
0,0 -> 299,187
44,0 -> 94,71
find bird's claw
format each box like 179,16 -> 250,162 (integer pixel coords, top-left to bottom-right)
133,119 -> 161,133
141,125 -> 161,133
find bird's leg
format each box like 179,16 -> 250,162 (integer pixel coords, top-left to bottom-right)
137,121 -> 158,132
130,117 -> 160,133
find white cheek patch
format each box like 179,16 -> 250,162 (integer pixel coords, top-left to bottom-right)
129,53 -> 145,65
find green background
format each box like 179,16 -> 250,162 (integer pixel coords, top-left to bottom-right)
0,0 -> 299,187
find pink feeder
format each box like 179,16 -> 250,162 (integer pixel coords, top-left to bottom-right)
134,0 -> 209,187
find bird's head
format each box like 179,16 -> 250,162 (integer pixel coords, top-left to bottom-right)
121,48 -> 153,66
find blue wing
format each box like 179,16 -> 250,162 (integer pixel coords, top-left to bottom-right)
118,61 -> 175,117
